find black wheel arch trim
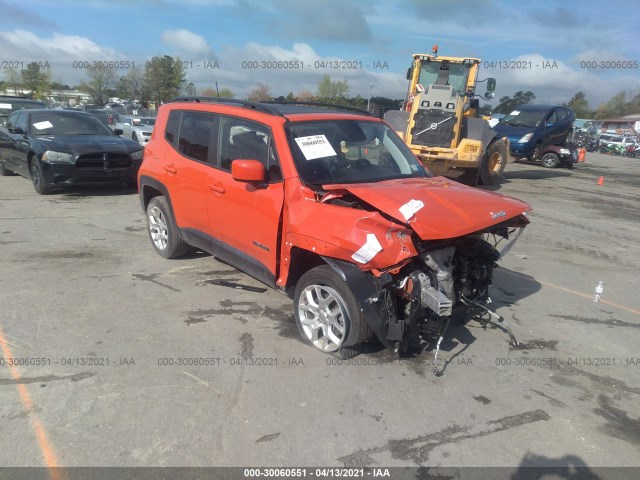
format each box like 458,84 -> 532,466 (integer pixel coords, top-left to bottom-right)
320,256 -> 394,347
139,175 -> 174,214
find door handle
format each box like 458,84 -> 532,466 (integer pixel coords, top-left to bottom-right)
163,165 -> 177,174
208,183 -> 225,194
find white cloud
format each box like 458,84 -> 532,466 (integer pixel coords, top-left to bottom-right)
184,42 -> 406,99
0,29 -> 123,59
161,29 -> 213,57
487,54 -> 638,108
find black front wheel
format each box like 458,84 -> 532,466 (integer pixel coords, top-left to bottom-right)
478,140 -> 507,185
529,142 -> 542,161
30,161 -> 52,194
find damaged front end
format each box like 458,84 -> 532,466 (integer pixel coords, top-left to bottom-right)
350,215 -> 528,371
387,221 -> 526,369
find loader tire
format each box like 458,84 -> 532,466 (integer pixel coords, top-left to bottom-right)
479,140 -> 507,185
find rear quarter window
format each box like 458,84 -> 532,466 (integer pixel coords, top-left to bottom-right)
165,110 -> 181,146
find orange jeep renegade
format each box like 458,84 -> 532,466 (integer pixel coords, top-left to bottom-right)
138,98 -> 530,360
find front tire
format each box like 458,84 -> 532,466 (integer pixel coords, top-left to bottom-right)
478,140 -> 507,185
530,142 -> 542,161
541,153 -> 559,168
146,196 -> 189,259
294,265 -> 371,358
30,160 -> 52,194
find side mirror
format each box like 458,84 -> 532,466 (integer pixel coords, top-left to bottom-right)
406,66 -> 413,81
545,122 -> 555,128
486,78 -> 496,93
231,159 -> 266,183
8,127 -> 25,134
114,128 -> 124,136
484,92 -> 495,100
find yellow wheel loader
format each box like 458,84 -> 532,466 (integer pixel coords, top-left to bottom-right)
385,46 -> 513,186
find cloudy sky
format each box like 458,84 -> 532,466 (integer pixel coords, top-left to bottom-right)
1,0 -> 639,108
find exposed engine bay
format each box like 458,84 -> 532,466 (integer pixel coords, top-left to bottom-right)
362,222 -> 527,374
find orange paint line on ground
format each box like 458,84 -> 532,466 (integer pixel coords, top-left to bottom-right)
0,327 -> 66,480
500,269 -> 640,316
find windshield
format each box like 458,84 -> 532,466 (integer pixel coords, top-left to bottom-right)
500,110 -> 547,128
287,119 -> 429,185
418,60 -> 470,97
132,118 -> 156,126
0,101 -> 46,113
29,112 -> 116,136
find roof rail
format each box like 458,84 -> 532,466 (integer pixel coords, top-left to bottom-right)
265,100 -> 373,116
170,97 -> 284,117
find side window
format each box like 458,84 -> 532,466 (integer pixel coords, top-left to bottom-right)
556,109 -> 568,123
15,113 -> 28,133
177,111 -> 217,164
165,110 -> 181,146
218,116 -> 282,182
6,112 -> 20,129
546,110 -> 557,125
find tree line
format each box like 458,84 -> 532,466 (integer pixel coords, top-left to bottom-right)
487,89 -> 640,119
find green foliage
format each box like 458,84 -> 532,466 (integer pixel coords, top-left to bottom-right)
218,87 -> 234,98
593,89 -> 640,119
316,75 -> 350,103
80,65 -> 117,106
20,62 -> 51,99
493,90 -> 536,114
116,67 -> 148,104
144,55 -> 186,106
564,92 -> 591,118
479,104 -> 493,116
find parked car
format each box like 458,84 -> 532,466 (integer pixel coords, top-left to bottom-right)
0,95 -> 49,127
84,107 -> 120,127
138,98 -> 530,359
117,116 -> 156,146
493,104 -> 575,160
538,143 -> 578,168
597,134 -> 638,149
0,109 -> 143,194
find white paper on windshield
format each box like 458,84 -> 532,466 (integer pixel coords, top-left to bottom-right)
399,199 -> 425,221
351,233 -> 382,264
0,103 -> 12,109
294,135 -> 337,160
510,110 -> 520,115
33,121 -> 53,130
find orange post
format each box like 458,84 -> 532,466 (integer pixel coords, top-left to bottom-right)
578,148 -> 586,162
597,176 -> 604,185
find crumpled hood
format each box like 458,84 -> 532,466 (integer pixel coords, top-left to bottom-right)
324,176 -> 530,240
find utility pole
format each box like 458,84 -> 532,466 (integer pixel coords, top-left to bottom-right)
367,83 -> 373,111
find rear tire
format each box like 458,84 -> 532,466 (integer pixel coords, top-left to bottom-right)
478,140 -> 507,185
294,265 -> 371,357
146,196 -> 189,259
541,153 -> 559,168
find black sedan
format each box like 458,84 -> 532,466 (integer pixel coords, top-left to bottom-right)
0,109 -> 143,194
